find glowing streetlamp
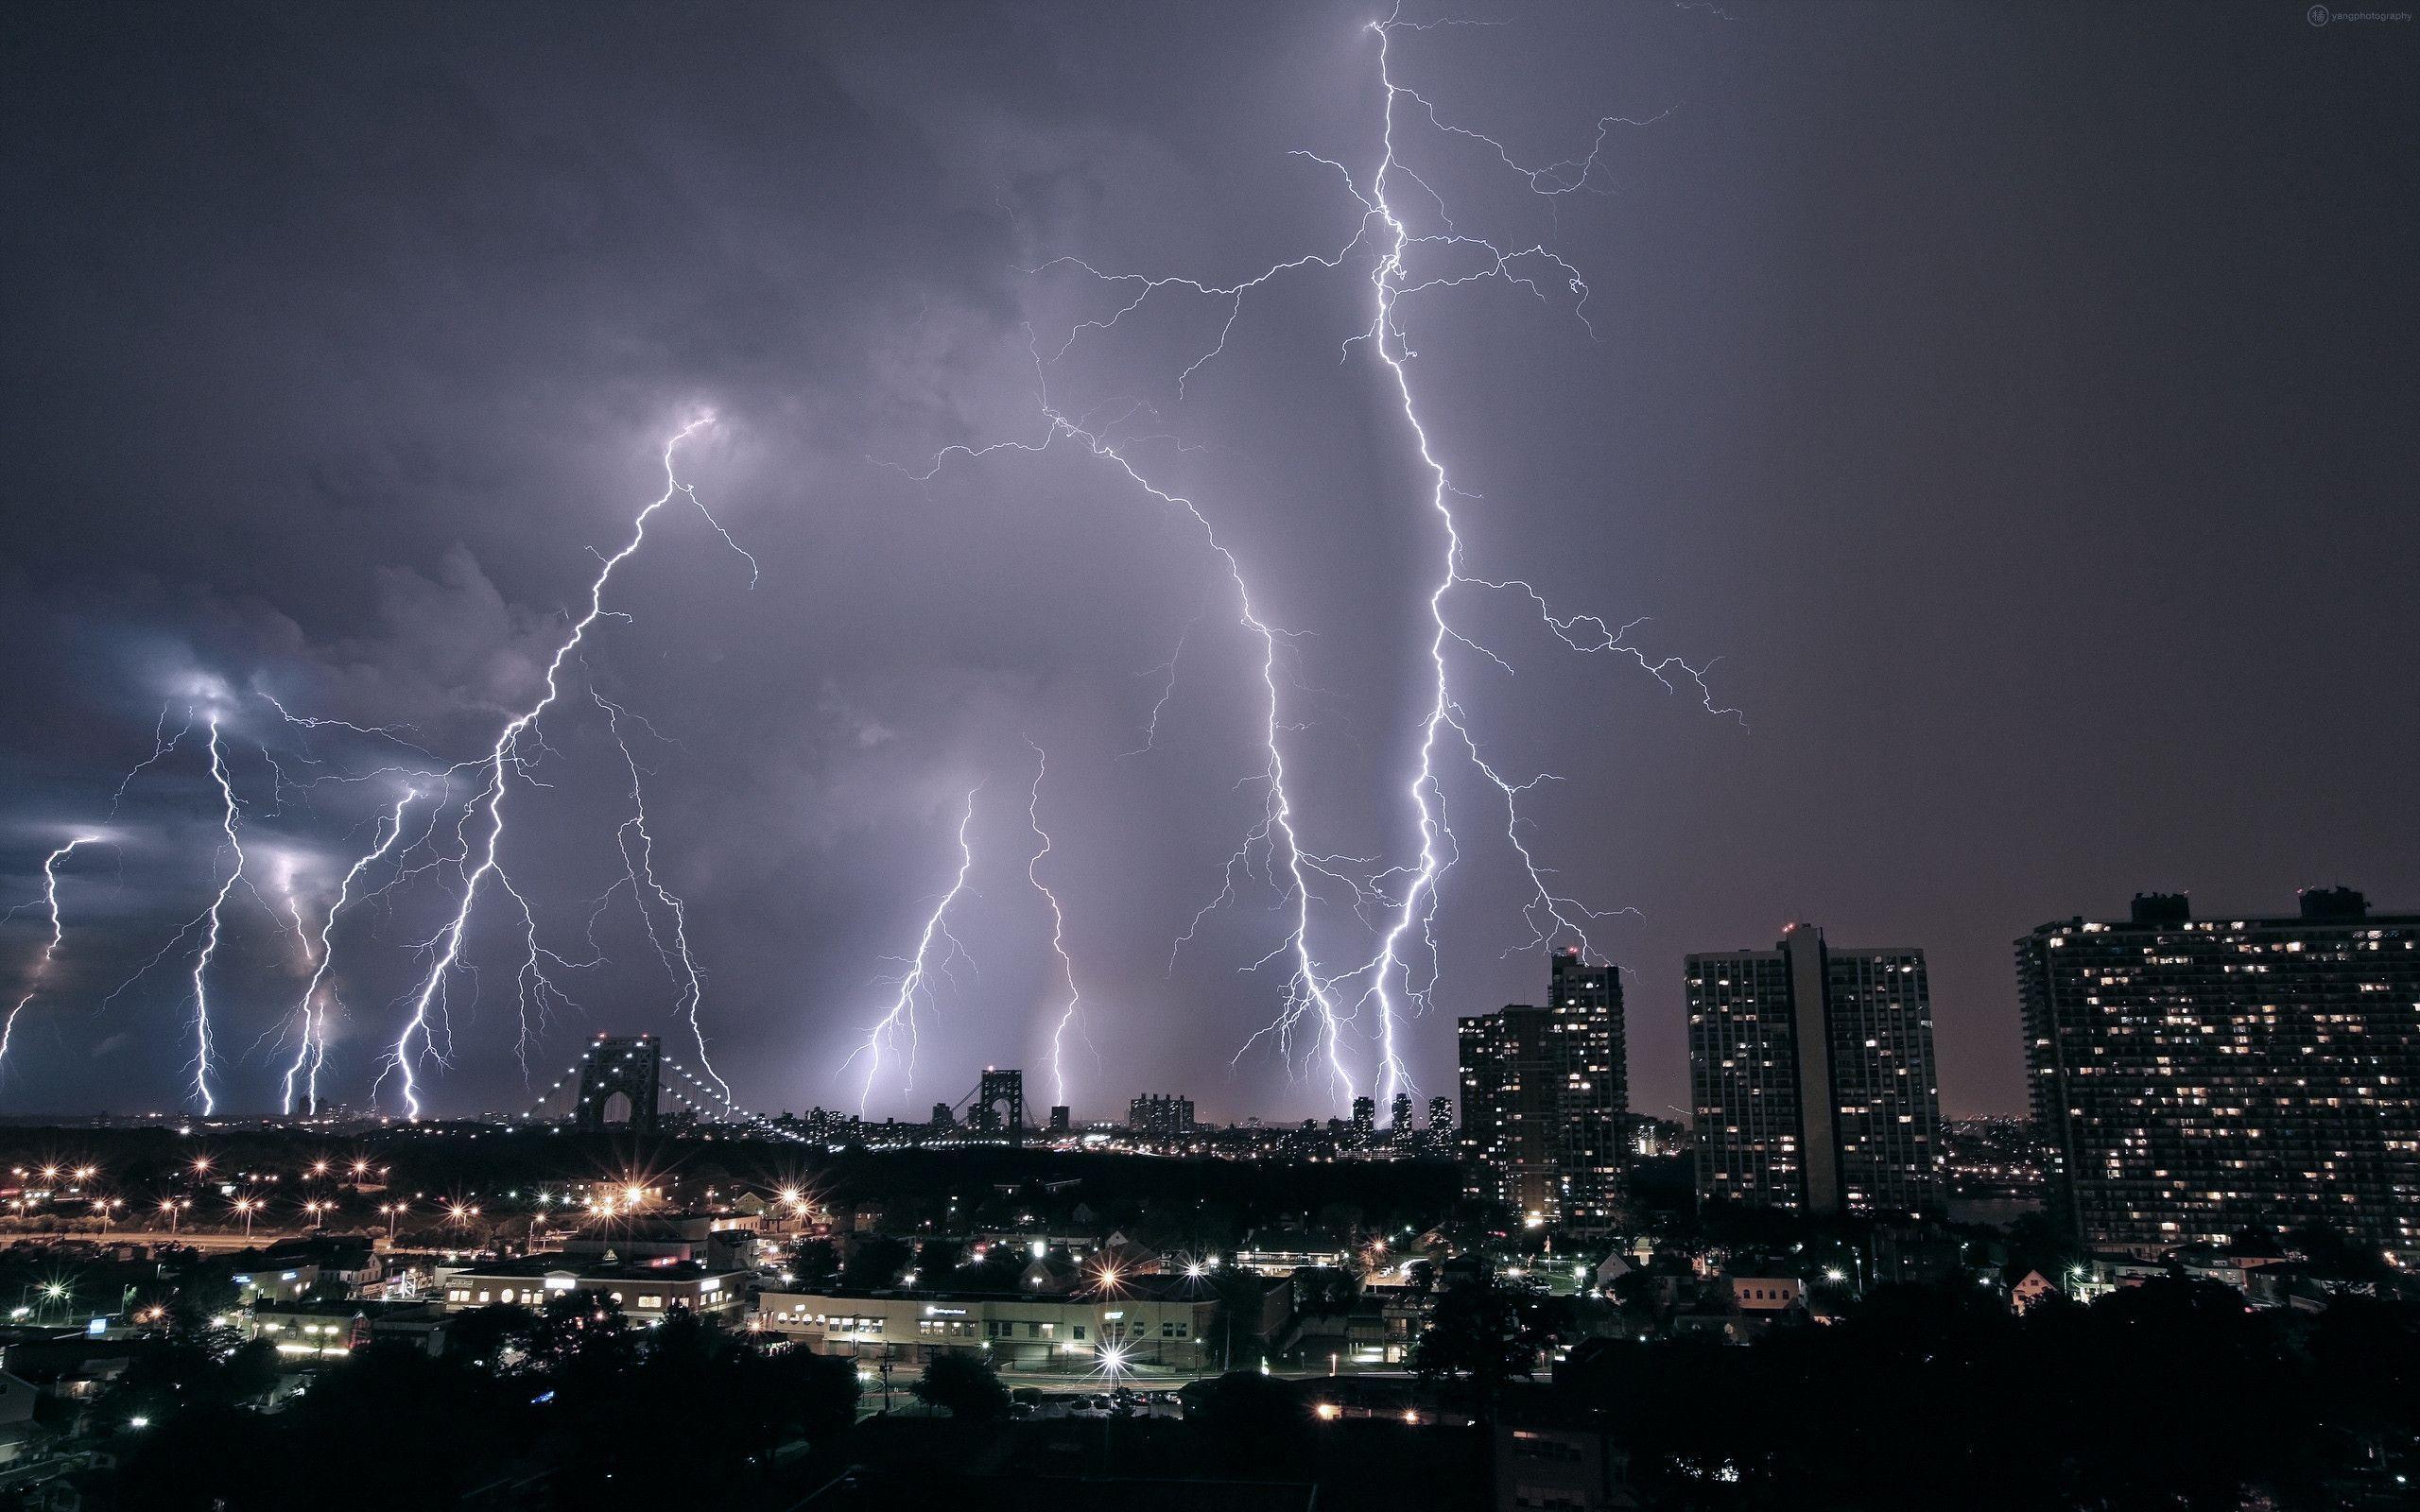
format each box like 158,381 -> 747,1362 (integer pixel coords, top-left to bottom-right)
158,1197 -> 188,1234
233,1194 -> 262,1240
304,1200 -> 330,1229
381,1201 -> 407,1239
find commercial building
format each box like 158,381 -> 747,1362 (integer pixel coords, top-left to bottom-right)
437,1258 -> 743,1320
753,1280 -> 1219,1370
1458,949 -> 1629,1229
1686,923 -> 1943,1215
2016,887 -> 2420,1249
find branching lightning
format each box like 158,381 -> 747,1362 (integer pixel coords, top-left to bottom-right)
2,837 -> 96,1073
382,418 -> 752,1119
900,385 -> 1367,1105
848,784 -> 982,1115
187,714 -> 247,1115
1025,741 -> 1090,1109
595,684 -> 733,1109
278,786 -> 415,1116
913,7 -> 1737,1111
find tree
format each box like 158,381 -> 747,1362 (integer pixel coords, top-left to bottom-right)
911,1351 -> 1009,1422
789,1236 -> 842,1286
841,1235 -> 913,1292
766,1346 -> 861,1443
1187,1370 -> 1311,1474
445,1300 -> 537,1368
1410,1272 -> 1565,1423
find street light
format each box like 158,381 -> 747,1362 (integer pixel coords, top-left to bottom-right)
304,1200 -> 330,1229
159,1197 -> 188,1234
381,1202 -> 407,1239
94,1197 -> 124,1235
233,1194 -> 262,1240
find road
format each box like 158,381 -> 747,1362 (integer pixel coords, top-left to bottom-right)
0,1228 -> 315,1253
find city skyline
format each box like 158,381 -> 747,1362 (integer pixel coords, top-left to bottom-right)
4,3 -> 2413,1124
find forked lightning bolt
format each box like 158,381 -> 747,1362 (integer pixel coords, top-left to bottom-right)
188,714 -> 247,1114
595,685 -> 733,1109
849,784 -> 981,1114
384,419 -> 752,1118
1025,741 -> 1089,1111
902,390 -> 1365,1106
2,837 -> 96,1073
279,786 -> 415,1115
921,8 -> 1735,1110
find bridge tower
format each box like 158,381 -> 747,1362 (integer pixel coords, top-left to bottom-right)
974,1067 -> 1025,1146
575,1033 -> 663,1131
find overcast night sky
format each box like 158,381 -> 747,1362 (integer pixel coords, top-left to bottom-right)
1,2 -> 2412,1125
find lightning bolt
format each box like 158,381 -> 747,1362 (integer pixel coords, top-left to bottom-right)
917,9 -> 1737,1112
593,684 -> 732,1108
187,713 -> 247,1114
901,389 -> 1365,1106
382,419 -> 752,1119
2,836 -> 97,1074
279,786 -> 416,1116
1025,741 -> 1089,1110
848,783 -> 981,1115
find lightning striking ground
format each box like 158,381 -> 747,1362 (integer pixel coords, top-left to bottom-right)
187,714 -> 247,1115
278,786 -> 415,1116
382,419 -> 752,1119
902,387 -> 1367,1106
595,685 -> 733,1109
1025,742 -> 1089,1110
848,784 -> 982,1115
923,9 -> 1735,1111
2,837 -> 96,1074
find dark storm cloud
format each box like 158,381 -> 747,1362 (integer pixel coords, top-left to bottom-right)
1,2 -> 2412,1121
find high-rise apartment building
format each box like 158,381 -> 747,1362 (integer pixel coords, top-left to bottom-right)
2017,888 -> 2420,1249
1426,1095 -> 1455,1142
1127,1093 -> 1195,1139
1686,924 -> 1942,1216
1457,949 -> 1628,1229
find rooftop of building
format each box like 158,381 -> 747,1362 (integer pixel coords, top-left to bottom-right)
250,1297 -> 446,1318
2031,886 -> 2411,935
446,1254 -> 724,1282
759,1278 -> 1216,1304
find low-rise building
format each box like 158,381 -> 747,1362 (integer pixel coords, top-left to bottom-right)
1496,1391 -> 1642,1512
438,1258 -> 742,1319
753,1280 -> 1218,1371
247,1299 -> 452,1362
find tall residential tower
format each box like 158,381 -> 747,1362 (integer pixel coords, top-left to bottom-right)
2017,888 -> 2420,1249
1686,924 -> 1943,1215
1457,949 -> 1629,1229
